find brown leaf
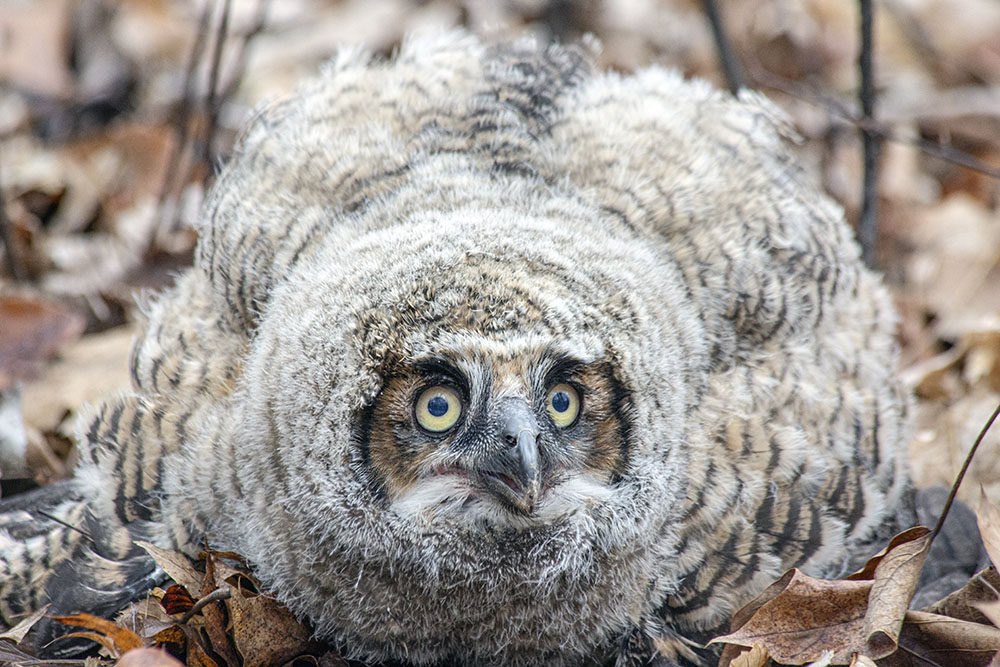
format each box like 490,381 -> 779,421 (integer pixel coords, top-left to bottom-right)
711,569 -> 872,664
0,605 -> 48,643
713,529 -> 932,664
226,588 -> 315,667
117,596 -> 181,642
183,628 -> 221,667
198,554 -> 240,667
55,612 -> 144,658
925,567 -> 1000,624
856,528 -> 932,656
905,346 -> 964,400
849,655 -> 877,667
979,489 -> 1000,569
847,527 -> 931,581
0,294 -> 85,387
21,324 -> 134,435
151,624 -> 186,648
728,644 -> 770,667
882,610 -> 1000,667
116,647 -> 185,667
977,600 -> 1000,629
134,541 -> 203,592
162,585 -> 195,616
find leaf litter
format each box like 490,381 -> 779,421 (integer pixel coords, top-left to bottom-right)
1,0 -> 999,666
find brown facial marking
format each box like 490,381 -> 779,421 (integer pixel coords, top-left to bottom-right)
368,373 -> 439,497
576,362 -> 629,479
363,345 -> 632,503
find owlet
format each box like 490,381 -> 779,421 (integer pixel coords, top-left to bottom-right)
1,31 -> 914,666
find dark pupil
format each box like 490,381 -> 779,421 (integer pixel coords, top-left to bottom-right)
551,391 -> 570,413
427,395 -> 450,417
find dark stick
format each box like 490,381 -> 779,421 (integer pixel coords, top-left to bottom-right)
751,66 -> 1000,180
701,0 -> 743,94
152,0 -> 214,255
858,0 -> 881,268
211,0 -> 271,151
930,401 -> 1000,544
0,161 -> 27,281
202,0 -> 233,166
179,586 -> 232,624
37,510 -> 95,545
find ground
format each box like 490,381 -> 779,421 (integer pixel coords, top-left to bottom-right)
0,1 -> 998,665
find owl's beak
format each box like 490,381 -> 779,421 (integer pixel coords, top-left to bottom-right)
478,399 -> 543,515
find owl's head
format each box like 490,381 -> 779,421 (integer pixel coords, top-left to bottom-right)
231,202 -> 706,538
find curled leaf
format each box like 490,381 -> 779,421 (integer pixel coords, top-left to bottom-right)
712,528 -> 932,664
979,489 -> 1000,569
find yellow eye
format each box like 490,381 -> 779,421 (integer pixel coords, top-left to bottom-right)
546,383 -> 580,428
415,386 -> 462,433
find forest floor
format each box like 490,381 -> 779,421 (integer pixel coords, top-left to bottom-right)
0,1 -> 998,666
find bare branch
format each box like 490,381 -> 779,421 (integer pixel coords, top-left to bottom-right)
858,0 -> 881,269
931,402 -> 1000,545
700,0 -> 743,94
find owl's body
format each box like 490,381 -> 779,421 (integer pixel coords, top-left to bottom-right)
1,33 -> 913,665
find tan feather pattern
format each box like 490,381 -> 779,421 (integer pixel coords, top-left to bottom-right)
2,31 -> 914,666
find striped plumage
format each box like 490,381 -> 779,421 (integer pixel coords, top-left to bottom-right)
1,32 -> 914,665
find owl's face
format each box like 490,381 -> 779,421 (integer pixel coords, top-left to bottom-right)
224,205 -> 704,665
239,207 -> 703,540
366,334 -> 631,526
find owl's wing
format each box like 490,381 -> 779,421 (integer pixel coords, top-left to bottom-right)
543,45 -> 913,644
0,430 -> 163,655
0,270 -> 244,653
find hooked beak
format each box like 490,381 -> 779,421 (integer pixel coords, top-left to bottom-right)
478,399 -> 544,515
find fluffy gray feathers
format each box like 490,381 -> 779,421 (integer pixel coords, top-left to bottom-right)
2,31 -> 913,666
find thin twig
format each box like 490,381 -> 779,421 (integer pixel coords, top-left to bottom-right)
216,0 -> 270,110
700,0 -> 743,94
153,0 -> 215,255
930,401 -> 1000,544
202,0 -> 233,166
163,0 -> 267,237
37,510 -> 95,546
179,586 -> 232,624
858,117 -> 1000,179
751,67 -> 1000,180
858,0 -> 881,269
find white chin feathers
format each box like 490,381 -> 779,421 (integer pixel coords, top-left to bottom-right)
391,471 -> 615,529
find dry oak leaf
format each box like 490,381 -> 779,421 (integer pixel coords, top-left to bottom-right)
979,488 -> 1000,569
226,582 -> 317,667
728,644 -> 770,667
879,610 -> 1000,667
0,294 -> 85,388
54,612 -> 144,658
712,528 -> 931,665
926,566 -> 1000,626
0,605 -> 47,644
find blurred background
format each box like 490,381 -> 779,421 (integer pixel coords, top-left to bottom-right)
0,0 -> 998,503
